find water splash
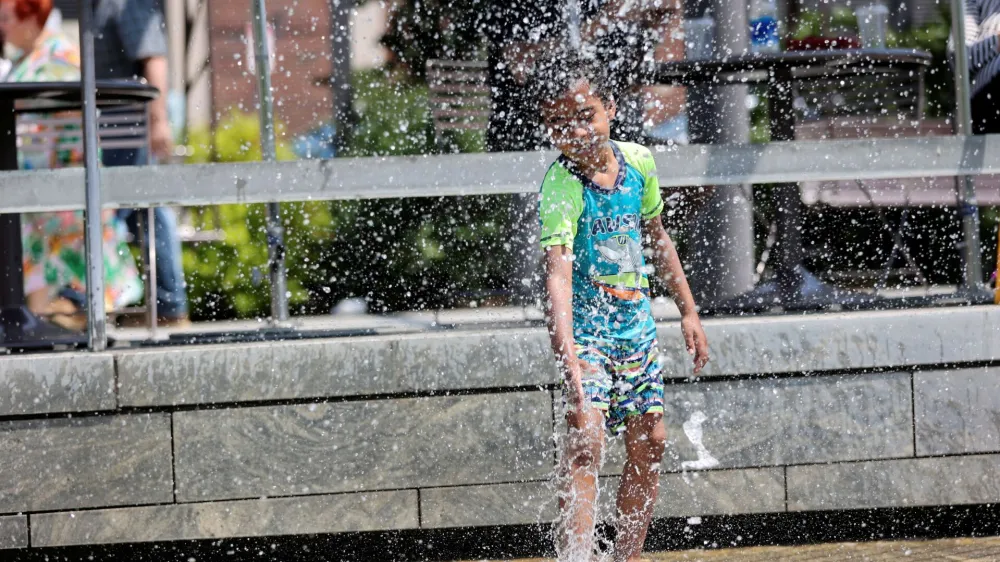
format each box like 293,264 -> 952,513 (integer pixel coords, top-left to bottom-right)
566,0 -> 583,51
680,410 -> 720,470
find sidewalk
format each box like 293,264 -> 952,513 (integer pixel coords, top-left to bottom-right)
485,535 -> 1000,561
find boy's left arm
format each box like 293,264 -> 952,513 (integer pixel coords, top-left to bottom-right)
644,215 -> 710,373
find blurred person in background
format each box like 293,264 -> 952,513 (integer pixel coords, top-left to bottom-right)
964,0 -> 1000,133
95,0 -> 190,327
484,0 -> 678,151
0,0 -> 142,329
0,27 -> 10,79
0,0 -> 75,81
483,0 -> 678,304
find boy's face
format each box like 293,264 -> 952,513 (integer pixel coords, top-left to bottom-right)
541,79 -> 616,162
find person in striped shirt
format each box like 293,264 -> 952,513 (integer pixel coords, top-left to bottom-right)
965,0 -> 1000,132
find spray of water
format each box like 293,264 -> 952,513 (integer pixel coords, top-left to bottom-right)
566,0 -> 583,51
551,402 -> 608,561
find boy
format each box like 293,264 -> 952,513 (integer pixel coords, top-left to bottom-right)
535,59 -> 710,561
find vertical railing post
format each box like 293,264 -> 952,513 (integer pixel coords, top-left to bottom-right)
329,0 -> 354,154
951,0 -> 984,289
79,0 -> 106,350
252,0 -> 289,323
684,0 -> 755,305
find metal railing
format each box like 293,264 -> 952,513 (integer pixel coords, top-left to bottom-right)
3,134 -> 1000,213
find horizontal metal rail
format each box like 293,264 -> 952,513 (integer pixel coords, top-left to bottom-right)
2,134 -> 1000,213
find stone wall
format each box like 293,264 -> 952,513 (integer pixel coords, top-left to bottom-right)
2,306 -> 1000,549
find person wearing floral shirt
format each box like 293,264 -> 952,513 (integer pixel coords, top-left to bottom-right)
0,0 -> 142,329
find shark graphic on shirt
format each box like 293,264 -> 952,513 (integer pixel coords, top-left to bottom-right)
594,235 -> 644,288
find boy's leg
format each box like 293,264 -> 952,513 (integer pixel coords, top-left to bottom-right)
557,405 -> 606,561
613,414 -> 666,562
611,338 -> 666,562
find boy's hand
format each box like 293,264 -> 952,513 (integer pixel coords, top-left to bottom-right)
681,313 -> 710,374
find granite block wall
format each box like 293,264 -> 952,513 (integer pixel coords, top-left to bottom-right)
3,306 -> 1000,548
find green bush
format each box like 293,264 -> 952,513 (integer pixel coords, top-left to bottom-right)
180,70 -> 509,321
891,10 -> 954,118
185,110 -> 297,163
328,69 -> 511,313
345,68 -> 485,156
182,111 -> 335,320
791,5 -> 859,39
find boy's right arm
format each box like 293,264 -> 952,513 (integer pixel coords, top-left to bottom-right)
544,245 -> 586,412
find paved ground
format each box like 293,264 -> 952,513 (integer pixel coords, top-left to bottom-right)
475,536 -> 1000,561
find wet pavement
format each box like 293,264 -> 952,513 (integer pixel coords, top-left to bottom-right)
478,535 -> 1000,561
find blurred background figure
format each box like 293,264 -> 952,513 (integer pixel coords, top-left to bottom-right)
483,0 -> 679,304
0,0 -> 142,330
0,0 -> 75,80
94,0 -> 190,327
0,22 -> 10,79
964,0 -> 1000,133
484,0 -> 678,151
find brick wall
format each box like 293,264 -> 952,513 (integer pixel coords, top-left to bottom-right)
205,2 -> 683,138
209,0 -> 334,136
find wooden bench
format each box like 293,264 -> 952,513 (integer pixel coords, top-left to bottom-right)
426,59 -> 490,144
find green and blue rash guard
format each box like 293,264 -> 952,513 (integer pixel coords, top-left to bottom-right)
539,140 -> 665,343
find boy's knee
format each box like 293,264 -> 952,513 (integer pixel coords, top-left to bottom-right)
627,422 -> 666,463
647,424 -> 667,460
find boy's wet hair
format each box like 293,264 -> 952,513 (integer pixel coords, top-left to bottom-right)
529,49 -> 614,109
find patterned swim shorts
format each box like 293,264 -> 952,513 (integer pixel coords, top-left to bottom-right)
568,336 -> 664,435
